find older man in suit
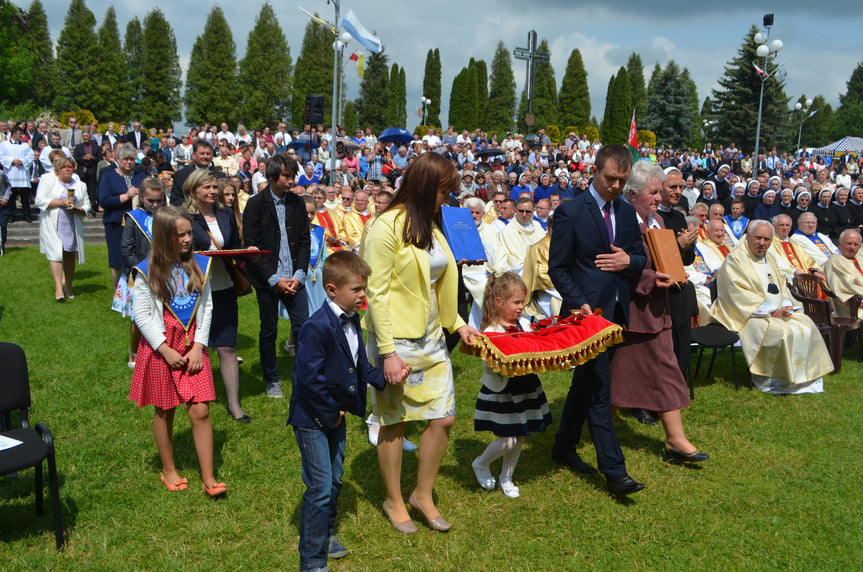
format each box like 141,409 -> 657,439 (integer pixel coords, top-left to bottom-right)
244,153 -> 311,399
170,140 -> 225,206
548,144 -> 647,496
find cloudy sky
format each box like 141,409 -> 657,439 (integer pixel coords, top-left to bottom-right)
21,0 -> 862,135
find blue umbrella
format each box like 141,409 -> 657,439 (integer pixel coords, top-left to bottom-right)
378,127 -> 414,144
287,138 -> 319,162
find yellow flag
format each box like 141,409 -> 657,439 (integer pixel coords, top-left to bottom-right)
358,54 -> 364,79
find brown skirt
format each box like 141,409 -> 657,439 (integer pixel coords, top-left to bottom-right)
609,328 -> 690,412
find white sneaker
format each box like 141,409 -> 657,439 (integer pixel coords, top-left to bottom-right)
402,438 -> 418,452
367,423 -> 379,446
471,459 -> 496,490
499,478 -> 520,499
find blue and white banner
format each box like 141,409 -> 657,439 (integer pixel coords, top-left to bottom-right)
342,10 -> 382,54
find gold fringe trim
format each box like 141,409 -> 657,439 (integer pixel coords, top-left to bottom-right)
460,324 -> 624,376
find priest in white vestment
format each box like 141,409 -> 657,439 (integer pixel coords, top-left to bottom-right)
823,229 -> 863,318
686,219 -> 731,323
790,212 -> 838,267
463,198 -> 508,328
711,220 -> 833,394
498,198 -> 546,272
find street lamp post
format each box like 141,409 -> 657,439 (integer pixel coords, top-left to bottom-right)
420,96 -> 431,127
753,14 -> 783,166
327,0 -> 341,178
795,99 -> 817,157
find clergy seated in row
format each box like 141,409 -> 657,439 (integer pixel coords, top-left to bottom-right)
723,199 -> 749,244
708,203 -> 737,249
462,197 -> 509,328
823,229 -> 863,318
498,198 -> 546,273
790,212 -> 838,268
710,220 -> 833,395
491,198 -> 516,232
768,213 -> 824,284
522,214 -> 561,319
686,219 -> 730,323
483,191 -> 506,225
692,202 -> 710,240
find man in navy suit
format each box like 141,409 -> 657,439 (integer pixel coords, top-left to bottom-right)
288,251 -> 385,571
548,144 -> 647,496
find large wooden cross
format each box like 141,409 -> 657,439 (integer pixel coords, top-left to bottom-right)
513,30 -> 549,135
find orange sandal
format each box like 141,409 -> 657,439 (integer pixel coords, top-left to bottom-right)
161,473 -> 188,491
202,482 -> 227,497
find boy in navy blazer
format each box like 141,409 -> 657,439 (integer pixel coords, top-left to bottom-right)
288,251 -> 385,572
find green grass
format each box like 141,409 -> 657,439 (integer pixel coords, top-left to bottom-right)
1,244 -> 862,570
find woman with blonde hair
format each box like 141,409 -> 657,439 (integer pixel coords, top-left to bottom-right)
35,156 -> 90,300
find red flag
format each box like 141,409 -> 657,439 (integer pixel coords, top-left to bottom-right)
627,111 -> 638,149
348,52 -> 358,62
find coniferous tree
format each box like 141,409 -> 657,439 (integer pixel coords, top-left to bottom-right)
626,52 -> 647,122
386,63 -> 401,127
607,67 -> 631,145
472,58 -> 488,128
558,48 -> 590,132
291,18 -> 334,126
828,62 -> 863,140
342,100 -> 358,135
356,49 -> 389,133
397,67 -> 407,127
681,67 -> 702,148
92,7 -> 127,120
642,61 -> 695,149
795,94 -> 832,149
646,63 -> 662,100
448,68 -> 469,131
600,75 -> 615,143
484,41 -> 516,136
125,18 -> 145,120
422,49 -> 442,127
0,1 -> 32,105
711,26 -> 790,152
239,3 -> 291,128
54,0 -> 99,112
24,0 -> 54,108
184,7 -> 238,127
140,8 -> 182,127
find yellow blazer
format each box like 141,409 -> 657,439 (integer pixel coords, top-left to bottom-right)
362,206 -> 466,354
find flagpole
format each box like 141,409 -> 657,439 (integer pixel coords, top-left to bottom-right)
329,0 -> 341,179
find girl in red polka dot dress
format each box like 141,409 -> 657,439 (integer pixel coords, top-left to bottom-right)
129,206 -> 227,497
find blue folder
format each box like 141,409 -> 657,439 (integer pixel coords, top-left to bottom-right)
440,205 -> 487,263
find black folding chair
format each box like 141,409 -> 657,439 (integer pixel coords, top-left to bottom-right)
0,342 -> 65,550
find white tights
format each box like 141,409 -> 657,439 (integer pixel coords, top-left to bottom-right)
475,436 -> 525,480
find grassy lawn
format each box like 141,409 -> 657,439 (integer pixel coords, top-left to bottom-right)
1,244 -> 862,570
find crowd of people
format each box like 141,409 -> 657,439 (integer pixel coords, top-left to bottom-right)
3,114 -> 863,571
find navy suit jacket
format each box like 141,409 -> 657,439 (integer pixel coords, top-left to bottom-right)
288,302 -> 386,430
548,188 -> 646,325
190,206 -> 242,280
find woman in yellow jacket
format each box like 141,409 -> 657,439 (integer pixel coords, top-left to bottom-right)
362,153 -> 478,533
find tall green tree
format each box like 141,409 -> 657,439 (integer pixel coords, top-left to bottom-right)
125,18 -> 145,120
54,0 -> 99,112
140,9 -> 182,127
483,41 -> 516,136
795,94 -> 832,149
385,63 -> 406,127
422,49 -> 442,127
291,17 -> 334,126
448,66 -> 479,132
0,1 -> 32,106
341,100 -> 358,135
24,0 -> 54,107
516,39 -> 558,133
558,48 -> 590,132
92,7 -> 127,120
238,3 -> 291,128
711,26 -> 790,153
600,75 -> 615,143
682,67 -> 702,148
184,7 -> 238,127
626,52 -> 647,122
472,58 -> 488,128
607,67 -> 632,145
356,49 -> 389,132
641,61 -> 696,149
828,62 -> 863,141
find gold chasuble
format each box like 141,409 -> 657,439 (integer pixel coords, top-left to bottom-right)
710,240 -> 833,394
823,253 -> 863,318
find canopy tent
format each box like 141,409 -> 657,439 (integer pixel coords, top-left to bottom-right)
808,136 -> 863,158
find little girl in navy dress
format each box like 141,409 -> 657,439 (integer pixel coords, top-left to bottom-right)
129,206 -> 226,497
471,272 -> 552,499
